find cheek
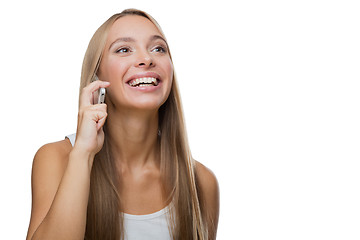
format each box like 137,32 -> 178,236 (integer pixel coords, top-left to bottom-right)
164,63 -> 174,99
106,58 -> 129,82
102,60 -> 129,104
164,60 -> 174,84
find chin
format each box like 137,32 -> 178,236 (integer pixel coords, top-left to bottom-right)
133,100 -> 165,111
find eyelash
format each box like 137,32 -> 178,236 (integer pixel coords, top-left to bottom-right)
115,45 -> 167,54
115,47 -> 131,53
152,45 -> 167,53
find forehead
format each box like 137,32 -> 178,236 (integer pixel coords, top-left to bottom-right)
107,15 -> 162,41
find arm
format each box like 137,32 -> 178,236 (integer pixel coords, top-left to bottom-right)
26,80 -> 110,240
26,141 -> 92,240
195,161 -> 220,240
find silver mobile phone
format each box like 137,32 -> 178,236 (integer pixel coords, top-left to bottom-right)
93,74 -> 106,104
98,87 -> 106,104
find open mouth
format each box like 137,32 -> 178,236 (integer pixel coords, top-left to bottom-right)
127,77 -> 159,87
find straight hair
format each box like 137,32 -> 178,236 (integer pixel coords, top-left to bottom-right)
79,9 -> 210,239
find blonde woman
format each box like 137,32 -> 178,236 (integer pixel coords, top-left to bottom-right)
26,9 -> 219,240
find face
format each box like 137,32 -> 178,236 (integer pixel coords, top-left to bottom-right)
98,15 -> 173,112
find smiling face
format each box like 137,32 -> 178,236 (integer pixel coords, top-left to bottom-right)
98,15 -> 174,112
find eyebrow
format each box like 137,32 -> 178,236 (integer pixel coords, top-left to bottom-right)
109,35 -> 168,50
150,35 -> 167,43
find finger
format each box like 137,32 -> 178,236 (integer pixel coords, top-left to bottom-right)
94,111 -> 108,131
78,103 -> 107,119
96,116 -> 107,131
86,80 -> 110,94
88,106 -> 107,121
86,102 -> 107,112
79,104 -> 107,122
80,81 -> 110,107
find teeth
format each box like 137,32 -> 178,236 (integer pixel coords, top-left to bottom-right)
129,77 -> 158,87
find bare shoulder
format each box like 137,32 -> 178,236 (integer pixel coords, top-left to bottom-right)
32,139 -> 72,178
195,160 -> 219,199
194,160 -> 220,238
34,138 -> 73,161
27,138 -> 72,239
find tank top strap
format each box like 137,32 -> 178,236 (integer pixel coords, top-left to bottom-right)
65,133 -> 76,147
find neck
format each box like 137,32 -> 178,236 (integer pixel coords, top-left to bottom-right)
105,108 -> 160,170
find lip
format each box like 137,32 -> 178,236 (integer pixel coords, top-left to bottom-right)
125,72 -> 162,92
126,72 -> 161,84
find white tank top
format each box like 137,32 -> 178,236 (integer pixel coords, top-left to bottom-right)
65,133 -> 173,240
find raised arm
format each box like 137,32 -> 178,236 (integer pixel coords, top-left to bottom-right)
26,80 -> 110,240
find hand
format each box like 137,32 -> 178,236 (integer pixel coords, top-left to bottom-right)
73,80 -> 110,161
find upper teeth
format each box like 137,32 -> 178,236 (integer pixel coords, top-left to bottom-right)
129,77 -> 158,86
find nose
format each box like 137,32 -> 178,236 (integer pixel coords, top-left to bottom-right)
136,51 -> 154,68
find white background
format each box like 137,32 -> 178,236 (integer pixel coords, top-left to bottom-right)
1,0 -> 360,239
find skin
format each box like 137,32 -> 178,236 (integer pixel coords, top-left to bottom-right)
26,15 -> 219,240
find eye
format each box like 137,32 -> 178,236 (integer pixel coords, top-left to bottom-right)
152,46 -> 167,53
115,47 -> 131,53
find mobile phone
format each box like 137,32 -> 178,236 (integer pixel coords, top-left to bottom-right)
93,74 -> 106,104
97,87 -> 106,104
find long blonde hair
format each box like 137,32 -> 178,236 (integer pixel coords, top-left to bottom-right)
80,9 -> 209,240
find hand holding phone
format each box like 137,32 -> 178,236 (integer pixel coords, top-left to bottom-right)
75,79 -> 110,158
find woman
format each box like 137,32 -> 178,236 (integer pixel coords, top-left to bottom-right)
26,9 -> 219,240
